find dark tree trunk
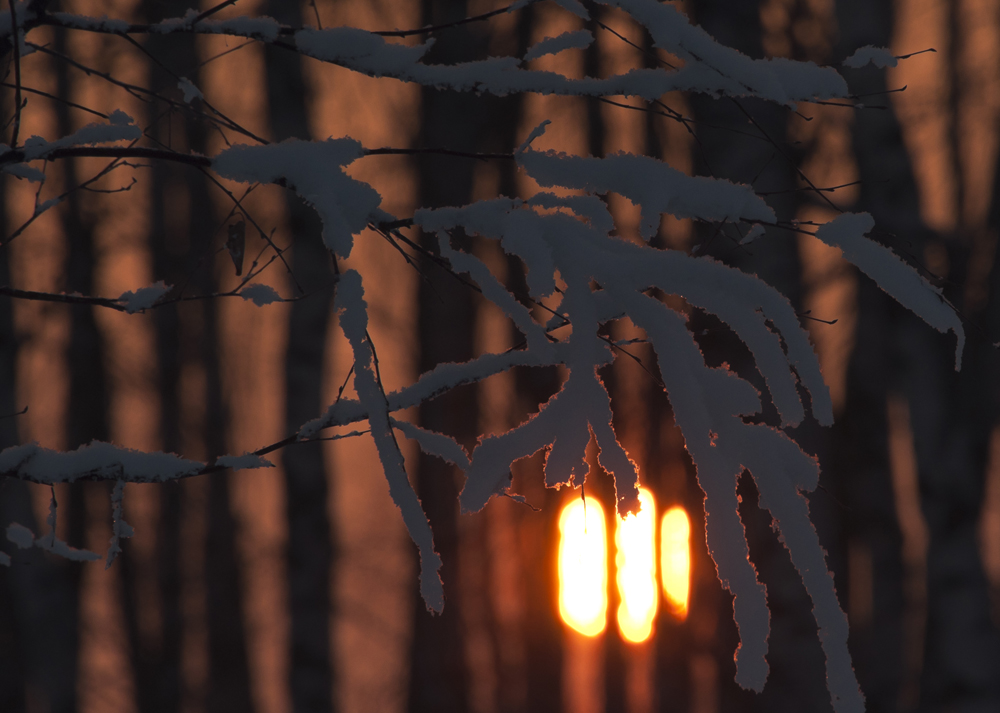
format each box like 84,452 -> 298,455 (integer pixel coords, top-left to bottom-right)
0,164 -> 80,712
836,0 -> 1000,711
407,3 -> 494,711
264,3 -> 337,712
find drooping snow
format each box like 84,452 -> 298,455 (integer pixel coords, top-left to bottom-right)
6,523 -> 34,549
815,213 -> 965,368
436,231 -> 554,357
213,138 -> 387,258
622,291 -> 863,711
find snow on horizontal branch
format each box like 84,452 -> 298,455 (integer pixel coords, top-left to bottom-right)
292,8 -> 849,103
118,281 -> 172,313
842,45 -> 898,69
19,110 -> 141,160
0,441 -> 203,484
518,148 -> 776,239
815,212 -> 965,368
212,138 -> 390,258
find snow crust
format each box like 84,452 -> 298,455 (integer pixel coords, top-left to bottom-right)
213,138 -> 386,258
842,45 -> 898,69
239,283 -> 283,306
178,77 -> 202,103
0,441 -> 203,483
118,280 -> 172,313
216,453 -> 275,470
518,148 -> 776,237
524,30 -> 593,61
815,213 -> 964,368
21,110 -> 141,160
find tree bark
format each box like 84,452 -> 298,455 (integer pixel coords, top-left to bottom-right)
264,3 -> 337,712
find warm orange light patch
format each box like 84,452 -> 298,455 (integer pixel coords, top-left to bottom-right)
615,488 -> 658,643
558,494 -> 608,637
660,506 -> 691,619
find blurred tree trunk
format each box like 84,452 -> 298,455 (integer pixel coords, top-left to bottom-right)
264,2 -> 338,712
408,4 -> 481,712
835,0 -> 1000,710
0,160 -> 79,711
119,5 -> 254,711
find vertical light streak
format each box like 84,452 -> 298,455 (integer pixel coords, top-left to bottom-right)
559,495 -> 608,637
616,487 -> 658,643
660,506 -> 691,619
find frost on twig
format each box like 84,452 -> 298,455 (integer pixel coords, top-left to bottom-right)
0,440 -> 203,483
118,280 -> 172,313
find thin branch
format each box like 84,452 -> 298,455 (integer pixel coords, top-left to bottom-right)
372,0 -> 539,37
8,0 -> 22,146
191,0 -> 242,24
0,81 -> 109,118
364,147 -> 515,161
0,145 -> 212,167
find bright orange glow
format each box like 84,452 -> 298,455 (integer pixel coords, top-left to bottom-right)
558,495 -> 608,637
615,488 -> 658,643
660,506 -> 691,619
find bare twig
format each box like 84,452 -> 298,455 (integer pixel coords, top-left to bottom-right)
8,0 -> 23,146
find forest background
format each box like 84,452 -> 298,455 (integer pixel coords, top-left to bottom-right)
1,0 -> 999,713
